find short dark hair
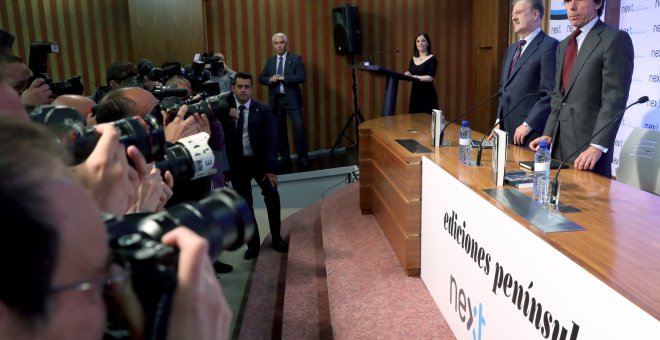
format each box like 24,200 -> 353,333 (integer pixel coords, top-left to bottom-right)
596,0 -> 605,17
105,61 -> 137,86
95,87 -> 136,123
0,117 -> 64,326
232,72 -> 253,85
412,32 -> 433,58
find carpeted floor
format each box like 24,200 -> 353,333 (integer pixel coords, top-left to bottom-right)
236,182 -> 454,339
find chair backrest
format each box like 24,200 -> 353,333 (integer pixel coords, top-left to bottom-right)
617,127 -> 660,195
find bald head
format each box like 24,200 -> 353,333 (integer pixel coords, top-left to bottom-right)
117,87 -> 158,117
52,95 -> 96,117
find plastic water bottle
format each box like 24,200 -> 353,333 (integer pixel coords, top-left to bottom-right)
533,140 -> 551,204
459,120 -> 471,164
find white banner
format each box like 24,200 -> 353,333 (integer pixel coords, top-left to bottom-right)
420,157 -> 659,339
613,0 -> 660,174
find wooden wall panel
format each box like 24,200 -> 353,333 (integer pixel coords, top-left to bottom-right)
205,0 -> 477,153
0,0 -> 132,95
128,0 -> 205,68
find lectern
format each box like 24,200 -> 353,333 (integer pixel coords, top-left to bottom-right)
355,63 -> 416,116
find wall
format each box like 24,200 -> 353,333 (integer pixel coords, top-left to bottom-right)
128,0 -> 205,67
1,1 -> 504,153
0,0 -> 132,93
205,0 -> 479,152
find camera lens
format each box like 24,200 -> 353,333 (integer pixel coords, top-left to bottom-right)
155,132 -> 215,181
68,114 -> 165,164
117,187 -> 256,257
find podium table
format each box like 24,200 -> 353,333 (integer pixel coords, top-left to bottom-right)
359,114 -> 660,328
355,64 -> 416,116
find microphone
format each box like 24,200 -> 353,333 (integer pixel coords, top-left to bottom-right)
368,49 -> 400,65
439,91 -> 502,146
549,96 -> 649,206
475,92 -> 540,166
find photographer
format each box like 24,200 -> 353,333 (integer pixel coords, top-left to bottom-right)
208,52 -> 235,93
91,61 -> 138,103
0,116 -> 231,340
96,86 -> 210,143
0,54 -> 52,106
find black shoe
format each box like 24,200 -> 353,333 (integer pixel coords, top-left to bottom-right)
279,159 -> 293,173
299,157 -> 309,170
272,238 -> 289,252
244,247 -> 260,260
213,261 -> 233,273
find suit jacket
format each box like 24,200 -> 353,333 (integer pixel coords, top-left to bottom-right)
219,99 -> 278,175
258,53 -> 306,110
543,20 -> 634,177
497,31 -> 558,145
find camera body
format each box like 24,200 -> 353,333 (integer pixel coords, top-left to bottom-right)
104,188 -> 255,339
28,42 -> 84,96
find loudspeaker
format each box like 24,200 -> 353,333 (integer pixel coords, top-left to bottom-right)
332,5 -> 361,55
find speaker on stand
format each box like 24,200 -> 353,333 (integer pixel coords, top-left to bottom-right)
331,4 -> 364,155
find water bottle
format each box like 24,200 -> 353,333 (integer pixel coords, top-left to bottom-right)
459,120 -> 471,164
533,140 -> 551,204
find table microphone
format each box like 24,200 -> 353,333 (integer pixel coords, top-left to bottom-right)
549,96 -> 649,206
475,92 -> 540,166
439,91 -> 502,146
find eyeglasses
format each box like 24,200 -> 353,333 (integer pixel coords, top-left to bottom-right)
50,268 -> 131,294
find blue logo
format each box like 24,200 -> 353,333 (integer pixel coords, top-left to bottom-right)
450,275 -> 487,340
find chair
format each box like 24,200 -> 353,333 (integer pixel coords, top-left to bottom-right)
616,127 -> 660,195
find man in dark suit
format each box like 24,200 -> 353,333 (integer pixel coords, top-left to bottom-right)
259,32 -> 309,171
494,0 -> 557,146
530,0 -> 634,178
219,72 -> 288,260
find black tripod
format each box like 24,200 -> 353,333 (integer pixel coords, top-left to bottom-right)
331,56 -> 364,155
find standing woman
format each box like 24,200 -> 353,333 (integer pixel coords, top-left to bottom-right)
404,32 -> 439,114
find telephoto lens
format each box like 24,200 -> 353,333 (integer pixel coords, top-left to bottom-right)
156,132 -> 216,181
67,114 -> 166,165
104,187 -> 255,340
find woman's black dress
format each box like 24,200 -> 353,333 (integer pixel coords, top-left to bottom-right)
408,55 -> 439,114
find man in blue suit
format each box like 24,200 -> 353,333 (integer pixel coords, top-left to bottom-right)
220,72 -> 288,260
259,32 -> 309,171
494,0 -> 558,146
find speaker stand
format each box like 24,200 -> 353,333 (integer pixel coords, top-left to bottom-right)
331,55 -> 364,155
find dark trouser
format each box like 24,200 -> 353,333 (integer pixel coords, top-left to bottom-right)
273,94 -> 308,161
229,156 -> 282,250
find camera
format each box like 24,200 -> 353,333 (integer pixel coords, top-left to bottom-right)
150,84 -> 189,100
156,132 -> 216,181
28,105 -> 165,165
104,187 -> 256,339
161,91 -> 235,122
28,42 -> 84,96
137,59 -> 180,83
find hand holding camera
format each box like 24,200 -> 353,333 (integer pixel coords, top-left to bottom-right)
20,77 -> 53,106
71,123 -> 145,215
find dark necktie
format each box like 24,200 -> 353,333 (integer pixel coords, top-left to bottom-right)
276,56 -> 284,75
276,56 -> 284,93
509,39 -> 527,75
237,105 -> 246,131
562,29 -> 582,94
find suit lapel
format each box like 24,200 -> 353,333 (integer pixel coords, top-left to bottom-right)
564,21 -> 604,97
503,43 -> 517,80
506,32 -> 545,85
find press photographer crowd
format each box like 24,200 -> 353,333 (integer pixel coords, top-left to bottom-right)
0,28 -> 288,339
